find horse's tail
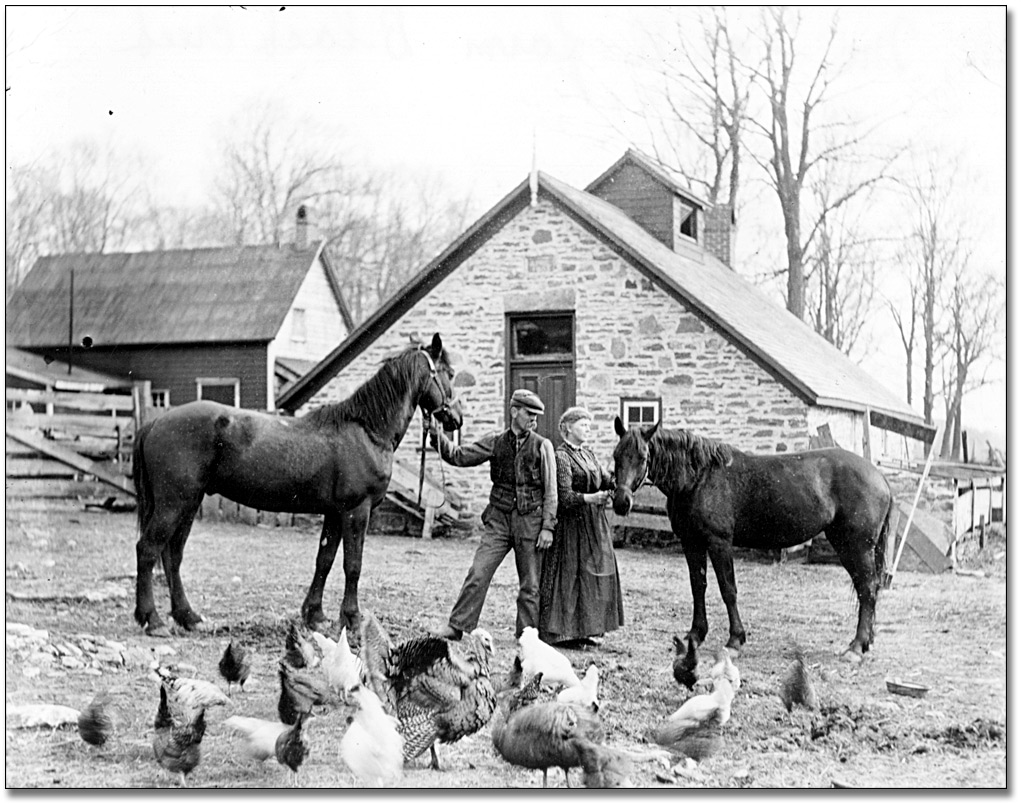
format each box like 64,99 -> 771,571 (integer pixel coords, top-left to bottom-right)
132,419 -> 157,538
874,487 -> 896,591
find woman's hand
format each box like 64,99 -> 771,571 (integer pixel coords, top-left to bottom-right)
586,490 -> 611,506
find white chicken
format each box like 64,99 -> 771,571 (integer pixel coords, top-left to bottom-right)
310,627 -> 364,695
710,647 -> 741,691
339,685 -> 404,786
519,627 -> 581,690
556,664 -> 599,710
223,715 -> 292,762
650,676 -> 735,761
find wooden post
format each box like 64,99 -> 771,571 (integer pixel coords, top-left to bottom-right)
862,408 -> 872,462
132,381 -> 152,431
421,505 -> 437,540
979,515 -> 986,550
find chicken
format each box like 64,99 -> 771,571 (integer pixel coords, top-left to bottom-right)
779,648 -> 818,714
310,627 -> 364,696
556,664 -> 599,710
672,635 -> 698,690
154,667 -> 231,721
710,646 -> 741,691
218,641 -> 251,695
275,711 -> 311,786
519,627 -> 581,690
650,677 -> 734,762
223,715 -> 291,762
339,685 -> 404,786
78,692 -> 116,747
491,692 -> 603,787
284,620 -> 320,669
359,610 -> 497,770
152,684 -> 206,786
580,743 -> 635,788
278,660 -> 334,725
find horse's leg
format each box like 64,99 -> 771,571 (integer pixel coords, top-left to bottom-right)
162,506 -> 205,630
707,537 -> 746,651
339,499 -> 373,640
301,513 -> 343,630
827,525 -> 878,663
682,544 -> 710,646
135,530 -> 169,636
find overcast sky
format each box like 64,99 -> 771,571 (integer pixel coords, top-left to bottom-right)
5,6 -> 1008,448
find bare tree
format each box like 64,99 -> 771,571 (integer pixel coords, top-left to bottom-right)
745,7 -> 895,320
886,273 -> 920,407
937,266 -> 1004,460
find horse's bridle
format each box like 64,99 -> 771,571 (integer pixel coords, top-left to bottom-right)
417,347 -> 455,420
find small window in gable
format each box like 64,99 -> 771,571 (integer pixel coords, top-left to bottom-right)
678,203 -> 697,240
621,397 -> 662,427
291,308 -> 307,343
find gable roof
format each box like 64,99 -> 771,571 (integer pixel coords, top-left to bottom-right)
586,148 -> 708,209
277,170 -> 932,440
5,242 -> 355,348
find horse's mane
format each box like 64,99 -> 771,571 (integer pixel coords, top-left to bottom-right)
302,342 -> 444,435
648,428 -> 734,490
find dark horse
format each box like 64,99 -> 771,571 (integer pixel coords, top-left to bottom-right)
132,333 -> 462,638
612,418 -> 894,662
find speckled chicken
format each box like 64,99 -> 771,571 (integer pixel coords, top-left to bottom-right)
779,647 -> 818,713
78,692 -> 116,748
154,667 -> 231,722
672,635 -> 698,690
360,610 -> 496,771
218,641 -> 251,695
152,684 -> 206,786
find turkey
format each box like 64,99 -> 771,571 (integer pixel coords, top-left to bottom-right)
519,627 -> 581,689
491,670 -> 603,787
360,610 -> 496,771
779,646 -> 818,714
218,641 -> 252,695
339,684 -> 404,786
78,692 -> 116,748
152,684 -> 206,787
672,635 -> 698,690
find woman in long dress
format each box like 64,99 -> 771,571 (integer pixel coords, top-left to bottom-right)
539,406 -> 625,647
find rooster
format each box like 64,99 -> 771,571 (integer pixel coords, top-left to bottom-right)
218,641 -> 251,695
339,684 -> 404,786
309,627 -> 364,696
556,664 -> 599,710
650,677 -> 734,762
360,610 -> 496,771
78,692 -> 116,748
779,647 -> 818,714
519,627 -> 581,690
152,684 -> 206,786
491,674 -> 603,788
672,635 -> 698,690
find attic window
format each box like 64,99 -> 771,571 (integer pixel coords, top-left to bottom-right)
291,308 -> 307,343
621,397 -> 662,427
678,203 -> 697,240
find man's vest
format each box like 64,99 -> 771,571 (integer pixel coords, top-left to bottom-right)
489,429 -> 547,515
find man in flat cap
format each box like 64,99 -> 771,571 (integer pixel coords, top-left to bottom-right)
430,388 -> 557,640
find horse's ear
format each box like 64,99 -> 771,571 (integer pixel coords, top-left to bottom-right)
430,332 -> 443,356
642,420 -> 661,440
614,415 -> 627,438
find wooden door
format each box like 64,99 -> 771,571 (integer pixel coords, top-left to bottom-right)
509,363 -> 574,445
507,312 -> 575,445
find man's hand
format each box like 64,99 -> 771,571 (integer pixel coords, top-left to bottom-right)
537,528 -> 554,550
427,419 -> 439,449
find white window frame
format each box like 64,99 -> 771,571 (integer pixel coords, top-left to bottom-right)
151,389 -> 171,408
621,397 -> 662,427
291,307 -> 307,343
196,377 -> 240,407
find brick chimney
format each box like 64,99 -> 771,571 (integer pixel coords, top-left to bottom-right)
702,204 -> 736,269
294,204 -> 309,250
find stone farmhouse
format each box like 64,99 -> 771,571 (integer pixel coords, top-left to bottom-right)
277,150 -> 935,519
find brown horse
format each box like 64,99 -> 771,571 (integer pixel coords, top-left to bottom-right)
612,417 -> 894,663
133,333 -> 462,637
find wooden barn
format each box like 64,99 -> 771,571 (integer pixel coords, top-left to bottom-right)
5,208 -> 354,412
276,149 -> 935,521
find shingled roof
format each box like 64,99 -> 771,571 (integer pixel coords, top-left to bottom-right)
6,243 -> 353,347
277,170 -> 932,441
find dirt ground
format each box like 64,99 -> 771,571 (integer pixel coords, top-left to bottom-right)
4,500 -> 1007,789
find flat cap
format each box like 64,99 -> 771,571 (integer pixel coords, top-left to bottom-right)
510,389 -> 545,414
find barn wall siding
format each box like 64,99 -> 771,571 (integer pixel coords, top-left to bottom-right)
299,198 -> 815,518
35,344 -> 270,410
273,257 -> 347,362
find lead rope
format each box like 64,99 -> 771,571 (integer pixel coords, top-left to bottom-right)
418,412 -> 429,507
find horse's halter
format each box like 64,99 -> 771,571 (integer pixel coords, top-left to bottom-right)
628,451 -> 651,494
417,347 -> 455,420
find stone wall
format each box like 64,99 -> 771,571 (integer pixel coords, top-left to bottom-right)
300,198 -> 816,521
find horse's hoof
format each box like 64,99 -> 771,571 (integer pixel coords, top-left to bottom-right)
146,624 -> 171,638
840,649 -> 863,664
